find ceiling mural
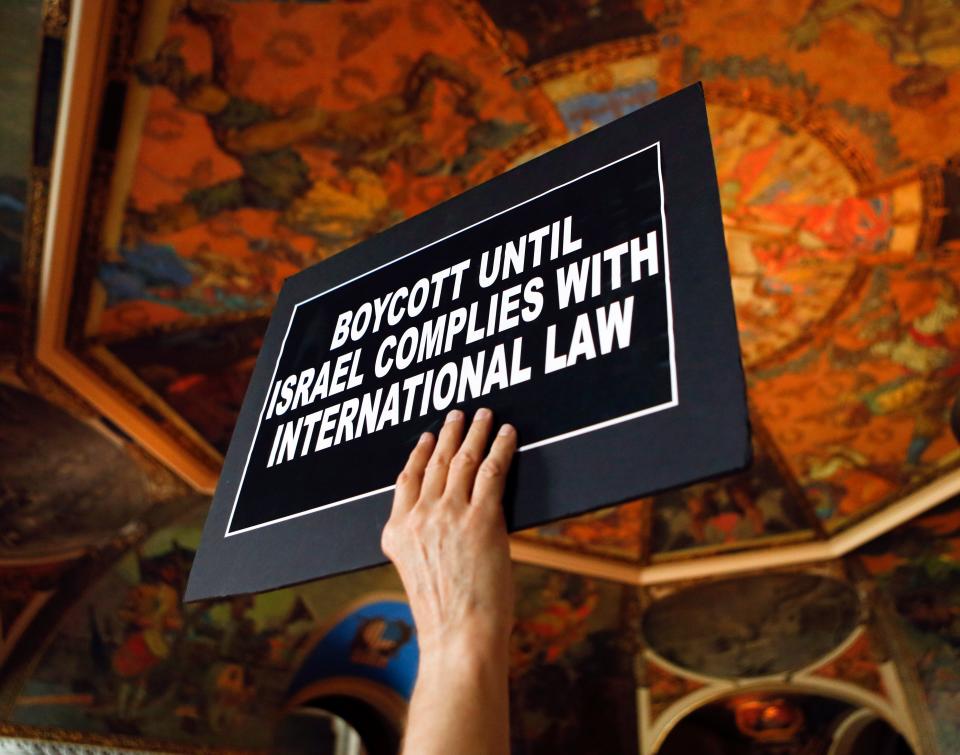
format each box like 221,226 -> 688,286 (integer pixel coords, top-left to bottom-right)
3,0 -> 960,748
660,0 -> 960,169
10,508 -> 404,748
857,494 -> 960,753
22,0 -> 955,576
514,420 -> 819,563
92,0 -> 557,340
750,257 -> 960,529
8,505 -> 638,754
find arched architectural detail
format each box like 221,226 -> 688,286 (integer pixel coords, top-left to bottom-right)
642,678 -> 916,755
283,676 -> 408,731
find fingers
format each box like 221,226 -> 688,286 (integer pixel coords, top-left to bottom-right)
404,409 -> 515,510
472,423 -> 517,513
420,409 -> 465,501
445,408 -> 493,502
393,431 -> 435,513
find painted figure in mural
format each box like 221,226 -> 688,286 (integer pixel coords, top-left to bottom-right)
795,266 -> 960,518
110,580 -> 184,715
686,481 -> 765,544
349,617 -> 413,669
707,104 -> 897,368
837,268 -> 960,465
129,0 -> 518,256
86,542 -> 315,738
510,573 -> 599,676
205,662 -> 255,733
103,546 -> 194,717
651,444 -> 808,553
790,0 -> 960,106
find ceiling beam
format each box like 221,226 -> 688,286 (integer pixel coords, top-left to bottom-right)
34,0 -> 219,494
511,465 -> 960,585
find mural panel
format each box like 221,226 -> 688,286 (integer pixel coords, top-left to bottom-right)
94,0 -> 554,339
751,258 -> 960,528
642,573 -> 860,678
858,496 -> 960,754
11,517 -> 638,753
11,512 -> 404,748
650,430 -> 813,557
509,565 -> 637,755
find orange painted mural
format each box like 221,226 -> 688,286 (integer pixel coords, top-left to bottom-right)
97,0 -> 559,335
13,3 -> 960,751
62,0 -> 960,557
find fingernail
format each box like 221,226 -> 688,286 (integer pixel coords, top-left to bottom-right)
445,409 -> 463,424
419,432 -> 433,444
498,423 -> 515,437
475,407 -> 491,421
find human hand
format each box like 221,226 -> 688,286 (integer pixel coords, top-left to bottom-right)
381,408 -> 517,660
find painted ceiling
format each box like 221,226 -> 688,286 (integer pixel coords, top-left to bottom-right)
23,0 -> 959,570
3,1 -> 960,751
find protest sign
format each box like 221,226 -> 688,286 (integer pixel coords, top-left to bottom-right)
186,83 -> 749,600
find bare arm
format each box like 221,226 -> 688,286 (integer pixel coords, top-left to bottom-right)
381,408 -> 516,755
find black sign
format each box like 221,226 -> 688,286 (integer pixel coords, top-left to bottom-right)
186,83 -> 749,600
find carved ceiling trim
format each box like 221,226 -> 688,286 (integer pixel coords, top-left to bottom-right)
528,34 -> 661,85
34,0 -> 219,492
510,463 -> 960,585
641,676 -> 915,755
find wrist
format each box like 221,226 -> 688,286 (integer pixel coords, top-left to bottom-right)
417,629 -> 509,677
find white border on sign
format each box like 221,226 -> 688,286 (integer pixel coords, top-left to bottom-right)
224,141 -> 678,537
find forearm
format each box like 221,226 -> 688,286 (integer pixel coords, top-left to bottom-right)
384,410 -> 516,755
402,639 -> 510,755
